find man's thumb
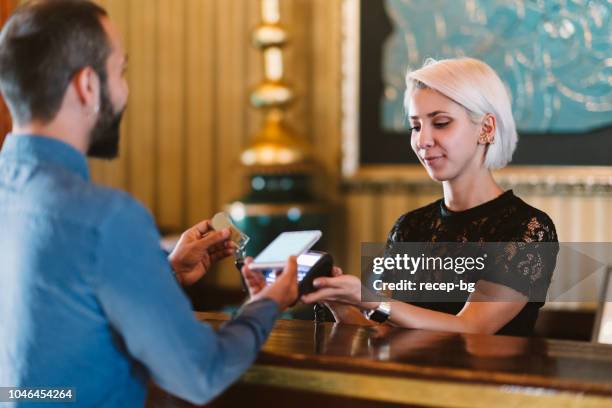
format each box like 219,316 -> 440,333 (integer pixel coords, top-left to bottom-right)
197,228 -> 230,249
280,256 -> 298,280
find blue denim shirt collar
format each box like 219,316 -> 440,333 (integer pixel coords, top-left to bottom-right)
1,134 -> 90,181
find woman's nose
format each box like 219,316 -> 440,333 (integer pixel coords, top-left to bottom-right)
415,127 -> 434,149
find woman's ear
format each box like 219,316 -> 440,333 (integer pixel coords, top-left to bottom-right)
478,114 -> 496,145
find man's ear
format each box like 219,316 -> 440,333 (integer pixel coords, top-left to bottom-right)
72,67 -> 100,113
478,114 -> 497,145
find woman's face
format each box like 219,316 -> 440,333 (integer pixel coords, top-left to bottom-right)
408,87 -> 486,182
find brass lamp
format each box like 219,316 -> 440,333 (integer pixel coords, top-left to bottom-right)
240,0 -> 313,169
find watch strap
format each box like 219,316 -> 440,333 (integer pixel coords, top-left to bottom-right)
367,301 -> 391,323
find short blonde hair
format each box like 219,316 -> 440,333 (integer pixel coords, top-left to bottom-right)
405,58 -> 517,169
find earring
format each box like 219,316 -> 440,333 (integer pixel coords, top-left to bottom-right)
479,131 -> 493,144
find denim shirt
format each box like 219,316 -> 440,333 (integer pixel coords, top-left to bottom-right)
0,134 -> 279,407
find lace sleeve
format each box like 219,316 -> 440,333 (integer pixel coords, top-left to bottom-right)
379,214 -> 411,297
483,212 -> 559,301
385,213 -> 409,248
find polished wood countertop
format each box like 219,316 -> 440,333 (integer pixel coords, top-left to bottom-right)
147,312 -> 612,407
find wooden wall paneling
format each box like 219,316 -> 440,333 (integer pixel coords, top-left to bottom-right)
549,194 -> 602,308
245,0 -> 262,152
310,0 -> 343,264
579,196 -> 605,242
127,0 -> 156,212
403,191 -> 424,224
185,0 -> 216,227
280,0 -> 312,142
344,192 -> 379,277
543,194 -> 565,241
214,0 -> 248,211
102,0 -> 130,191
414,191 -> 442,208
605,198 -> 612,242
156,0 -> 186,231
592,196 -> 609,242
569,196 -> 584,242
557,194 -> 575,242
567,196 -> 606,303
89,159 -> 107,185
379,191 -> 412,240
311,0 -> 342,180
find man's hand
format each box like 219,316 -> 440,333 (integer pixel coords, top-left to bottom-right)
240,257 -> 266,298
168,220 -> 235,286
245,256 -> 299,311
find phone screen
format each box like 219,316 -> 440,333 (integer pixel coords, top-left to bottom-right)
251,230 -> 322,269
263,252 -> 324,285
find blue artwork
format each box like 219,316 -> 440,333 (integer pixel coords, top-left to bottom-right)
382,0 -> 612,133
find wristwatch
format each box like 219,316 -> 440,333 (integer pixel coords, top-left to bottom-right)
367,301 -> 391,323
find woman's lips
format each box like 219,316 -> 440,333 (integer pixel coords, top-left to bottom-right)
423,155 -> 444,166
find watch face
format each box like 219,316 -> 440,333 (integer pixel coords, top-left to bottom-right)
368,309 -> 390,323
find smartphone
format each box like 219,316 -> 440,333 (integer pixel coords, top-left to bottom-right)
249,230 -> 322,270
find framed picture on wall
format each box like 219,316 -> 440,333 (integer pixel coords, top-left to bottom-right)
341,0 -> 612,180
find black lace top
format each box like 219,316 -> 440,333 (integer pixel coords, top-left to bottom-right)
386,190 -> 559,337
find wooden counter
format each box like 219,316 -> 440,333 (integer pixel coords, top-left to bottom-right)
146,312 -> 612,407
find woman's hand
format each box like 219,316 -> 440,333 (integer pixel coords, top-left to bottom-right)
301,265 -> 379,310
307,266 -> 366,324
301,265 -> 361,306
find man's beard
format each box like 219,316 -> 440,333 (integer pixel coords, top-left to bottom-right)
87,83 -> 125,159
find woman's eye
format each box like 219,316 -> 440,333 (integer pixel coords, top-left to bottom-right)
433,122 -> 450,129
409,126 -> 421,133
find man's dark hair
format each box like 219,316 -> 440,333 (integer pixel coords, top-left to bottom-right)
0,0 -> 110,125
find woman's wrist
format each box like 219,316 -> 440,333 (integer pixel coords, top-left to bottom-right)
325,302 -> 372,325
359,301 -> 381,311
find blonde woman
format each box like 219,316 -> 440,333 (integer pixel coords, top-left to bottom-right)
299,58 -> 559,336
